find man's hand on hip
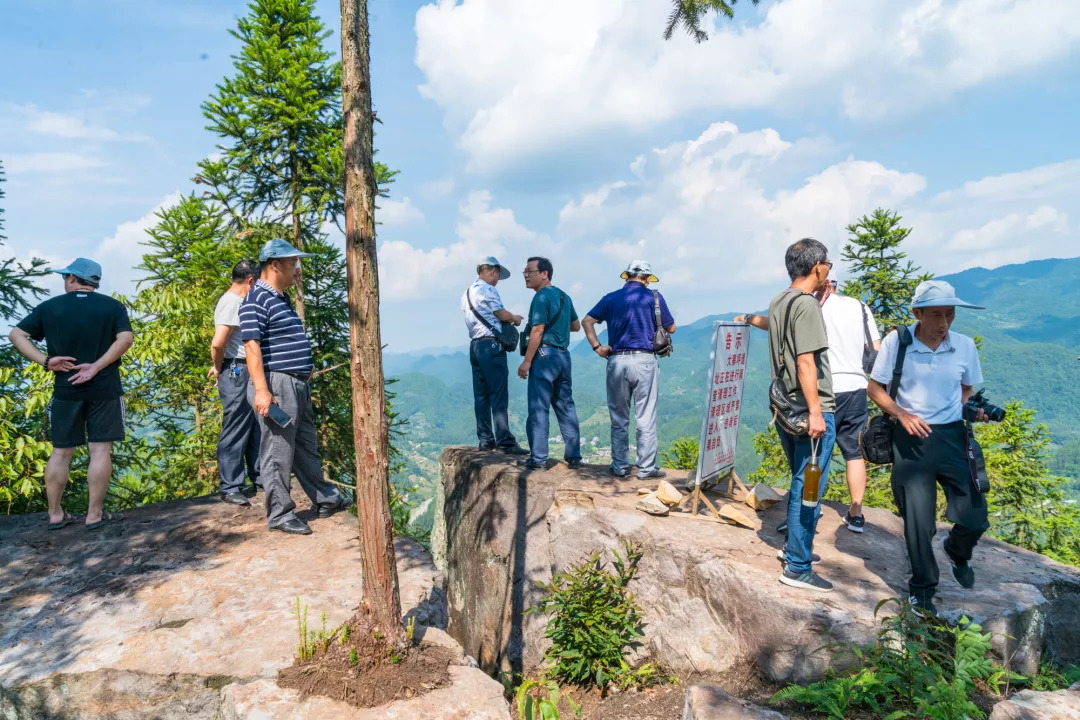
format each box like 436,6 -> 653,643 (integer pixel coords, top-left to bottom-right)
808,410 -> 826,439
595,345 -> 612,359
253,388 -> 273,417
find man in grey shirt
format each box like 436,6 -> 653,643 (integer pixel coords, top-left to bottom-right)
209,260 -> 261,505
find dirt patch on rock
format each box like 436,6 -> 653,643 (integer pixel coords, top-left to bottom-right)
277,610 -> 453,708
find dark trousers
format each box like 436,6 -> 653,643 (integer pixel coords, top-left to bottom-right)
526,347 -> 581,464
247,372 -> 340,528
891,421 -> 990,600
470,338 -> 517,448
217,362 -> 261,494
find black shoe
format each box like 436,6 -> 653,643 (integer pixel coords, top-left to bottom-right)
944,538 -> 975,589
269,518 -> 312,535
638,469 -> 667,480
566,458 -> 583,470
909,595 -> 938,618
610,466 -> 628,478
241,485 -> 258,498
317,497 -> 351,519
220,492 -> 251,507
498,444 -> 530,456
779,568 -> 833,593
478,443 -> 497,451
843,512 -> 866,533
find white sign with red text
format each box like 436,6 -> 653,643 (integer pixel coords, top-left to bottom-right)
695,322 -> 750,486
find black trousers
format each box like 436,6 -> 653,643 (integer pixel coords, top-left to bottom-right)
891,421 -> 990,600
216,362 -> 261,494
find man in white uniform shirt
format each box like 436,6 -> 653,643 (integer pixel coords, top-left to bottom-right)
867,280 -> 991,617
738,279 -> 881,532
461,256 -> 528,454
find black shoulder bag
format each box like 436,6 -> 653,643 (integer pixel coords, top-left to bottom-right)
467,287 -> 518,352
861,303 -> 878,375
652,290 -> 673,357
519,290 -> 564,356
860,326 -> 913,465
768,292 -> 810,436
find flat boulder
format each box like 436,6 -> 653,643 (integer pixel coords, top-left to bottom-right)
989,682 -> 1080,720
434,448 -> 1080,683
683,685 -> 789,720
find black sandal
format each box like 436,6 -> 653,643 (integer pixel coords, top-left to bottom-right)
48,513 -> 77,531
86,511 -> 124,530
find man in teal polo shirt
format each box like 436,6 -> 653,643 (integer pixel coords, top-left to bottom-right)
516,257 -> 582,470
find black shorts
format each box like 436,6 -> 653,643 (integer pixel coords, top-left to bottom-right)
49,397 -> 126,448
834,389 -> 869,461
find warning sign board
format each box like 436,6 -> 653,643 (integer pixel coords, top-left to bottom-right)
695,322 -> 750,487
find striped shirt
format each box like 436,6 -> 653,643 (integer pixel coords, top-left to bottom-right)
239,279 -> 314,376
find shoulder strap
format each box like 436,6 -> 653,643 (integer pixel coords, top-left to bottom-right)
861,303 -> 873,348
653,290 -> 662,330
888,326 -> 913,401
774,291 -> 804,382
466,286 -> 496,332
548,289 -> 565,326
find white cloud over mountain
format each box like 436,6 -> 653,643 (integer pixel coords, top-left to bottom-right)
415,0 -> 1080,171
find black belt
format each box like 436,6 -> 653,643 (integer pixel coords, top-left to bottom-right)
271,369 -> 310,382
471,336 -> 496,343
223,356 -> 239,363
540,343 -> 568,350
610,349 -> 654,356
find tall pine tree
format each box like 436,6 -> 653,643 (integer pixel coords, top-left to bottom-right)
840,208 -> 931,334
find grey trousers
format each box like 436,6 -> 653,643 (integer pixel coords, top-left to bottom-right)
606,353 -> 659,477
217,362 -> 261,495
247,372 -> 340,528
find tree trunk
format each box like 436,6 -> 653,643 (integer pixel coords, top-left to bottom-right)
290,153 -> 307,323
339,0 -> 402,635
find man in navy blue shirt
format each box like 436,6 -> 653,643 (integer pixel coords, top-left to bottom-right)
240,239 -> 347,535
582,260 -> 676,479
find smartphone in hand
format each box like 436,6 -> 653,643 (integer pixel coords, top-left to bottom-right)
267,403 -> 293,428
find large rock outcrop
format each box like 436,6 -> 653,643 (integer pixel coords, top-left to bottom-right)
989,681 -> 1080,719
434,448 -> 1080,682
0,492 -> 507,720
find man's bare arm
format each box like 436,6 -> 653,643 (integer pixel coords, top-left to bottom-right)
493,308 -> 524,326
209,325 -> 234,376
244,340 -> 272,416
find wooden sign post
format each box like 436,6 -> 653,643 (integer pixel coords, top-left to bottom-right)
682,321 -> 751,518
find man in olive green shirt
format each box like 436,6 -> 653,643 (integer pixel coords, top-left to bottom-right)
767,238 -> 837,594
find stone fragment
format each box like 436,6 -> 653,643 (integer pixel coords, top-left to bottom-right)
746,484 -> 783,511
656,480 -> 685,506
719,503 -> 759,529
637,487 -> 652,496
683,685 -> 790,719
988,681 -> 1080,719
637,492 -> 670,516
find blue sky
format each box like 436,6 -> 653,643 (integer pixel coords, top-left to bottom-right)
3,0 -> 1079,352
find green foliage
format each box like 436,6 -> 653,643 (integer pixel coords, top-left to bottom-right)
533,541 -> 645,690
773,599 -> 1013,720
1019,661 -> 1080,691
292,598 -> 338,662
664,0 -> 759,43
748,426 -> 787,486
980,401 -> 1080,566
515,677 -> 581,720
840,208 -> 932,334
660,435 -> 699,471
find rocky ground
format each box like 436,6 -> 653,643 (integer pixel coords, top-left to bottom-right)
0,491 -> 508,720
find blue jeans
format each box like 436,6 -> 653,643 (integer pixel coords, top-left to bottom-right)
526,347 -> 581,464
470,338 -> 516,448
778,413 -> 836,574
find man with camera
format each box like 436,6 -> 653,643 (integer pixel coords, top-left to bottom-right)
581,260 -> 676,479
867,280 -> 993,616
460,256 -> 527,455
240,239 -> 348,535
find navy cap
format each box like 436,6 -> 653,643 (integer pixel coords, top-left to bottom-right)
52,258 -> 102,285
258,238 -> 315,262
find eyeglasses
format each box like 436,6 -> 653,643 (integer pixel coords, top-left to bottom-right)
522,269 -> 538,276
819,260 -> 833,271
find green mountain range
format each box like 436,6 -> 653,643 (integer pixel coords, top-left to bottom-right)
388,256 -> 1080,522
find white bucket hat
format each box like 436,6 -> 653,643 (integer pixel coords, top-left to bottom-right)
620,259 -> 659,283
911,280 -> 984,310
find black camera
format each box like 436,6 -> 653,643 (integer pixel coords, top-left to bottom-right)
963,389 -> 1006,423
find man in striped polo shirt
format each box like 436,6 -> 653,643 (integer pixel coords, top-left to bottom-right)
240,239 -> 347,535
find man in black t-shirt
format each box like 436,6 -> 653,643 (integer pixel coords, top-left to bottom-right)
8,257 -> 134,530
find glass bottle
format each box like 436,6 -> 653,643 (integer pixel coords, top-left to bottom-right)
802,441 -> 822,508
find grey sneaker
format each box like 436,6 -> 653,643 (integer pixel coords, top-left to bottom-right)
842,512 -> 866,533
638,469 -> 667,480
779,568 -> 833,592
943,537 -> 975,589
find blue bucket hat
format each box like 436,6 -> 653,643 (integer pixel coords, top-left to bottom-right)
258,238 -> 315,262
478,255 -> 511,280
911,280 -> 984,310
52,257 -> 102,286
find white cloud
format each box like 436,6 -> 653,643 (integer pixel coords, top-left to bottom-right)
8,103 -> 149,142
420,177 -> 456,197
94,193 -> 181,297
4,153 -> 105,175
378,196 -> 425,226
378,190 -> 544,300
415,0 -> 1080,170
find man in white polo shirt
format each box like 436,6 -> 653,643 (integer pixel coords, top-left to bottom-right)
867,280 -> 991,617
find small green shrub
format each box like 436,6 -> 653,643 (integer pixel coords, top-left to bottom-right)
348,647 -> 359,666
772,598 -> 1019,720
292,598 -> 338,662
1019,661 -> 1080,691
660,436 -> 699,471
532,541 -> 645,690
515,677 -> 581,720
